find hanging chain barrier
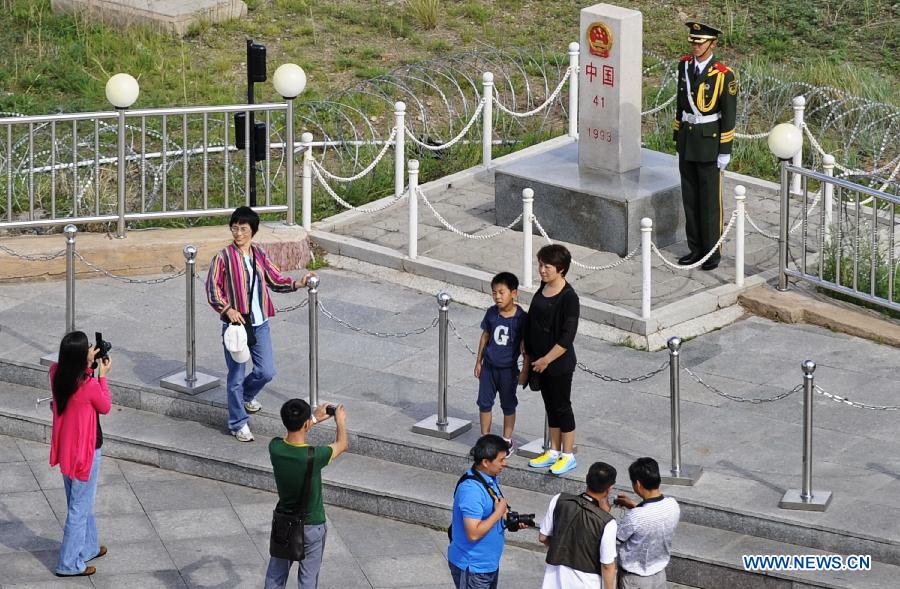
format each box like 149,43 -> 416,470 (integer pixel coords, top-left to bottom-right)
448,319 -> 479,355
532,215 -> 641,271
683,366 -> 803,403
73,250 -> 185,284
652,211 -> 738,270
493,67 -> 572,118
311,164 -> 408,213
576,359 -> 670,384
312,127 -> 398,183
814,385 -> 899,411
0,244 -> 66,261
276,299 -> 309,313
419,187 -> 523,240
318,299 -> 439,338
405,100 -> 486,151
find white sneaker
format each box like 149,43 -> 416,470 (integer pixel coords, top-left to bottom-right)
244,399 -> 262,413
232,424 -> 254,442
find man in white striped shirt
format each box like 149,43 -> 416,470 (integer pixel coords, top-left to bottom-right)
614,457 -> 680,589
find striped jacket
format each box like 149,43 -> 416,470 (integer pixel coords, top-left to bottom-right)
205,243 -> 296,319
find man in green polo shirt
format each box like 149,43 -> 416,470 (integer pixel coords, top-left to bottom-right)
265,399 -> 348,589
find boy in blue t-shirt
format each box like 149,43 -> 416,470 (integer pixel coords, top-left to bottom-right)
474,272 -> 528,451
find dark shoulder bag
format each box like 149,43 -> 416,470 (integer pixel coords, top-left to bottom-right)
241,248 -> 259,348
270,446 -> 315,561
447,470 -> 500,541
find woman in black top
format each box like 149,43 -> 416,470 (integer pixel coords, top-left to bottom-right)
525,244 -> 580,476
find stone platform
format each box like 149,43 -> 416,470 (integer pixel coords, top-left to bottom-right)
51,0 -> 247,37
495,142 -> 684,256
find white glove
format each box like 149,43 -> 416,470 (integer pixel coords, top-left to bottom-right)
717,154 -> 731,170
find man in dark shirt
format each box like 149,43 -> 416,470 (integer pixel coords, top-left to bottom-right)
265,399 -> 348,589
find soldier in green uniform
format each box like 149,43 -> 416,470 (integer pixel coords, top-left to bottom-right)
674,22 -> 737,271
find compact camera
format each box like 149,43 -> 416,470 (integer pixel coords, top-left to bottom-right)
91,332 -> 112,370
325,404 -> 336,417
505,510 -> 535,532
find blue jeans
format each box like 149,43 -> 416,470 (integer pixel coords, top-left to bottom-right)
264,523 -> 327,589
449,562 -> 499,589
222,320 -> 276,431
56,448 -> 102,575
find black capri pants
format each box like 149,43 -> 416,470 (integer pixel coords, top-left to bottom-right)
538,371 -> 575,433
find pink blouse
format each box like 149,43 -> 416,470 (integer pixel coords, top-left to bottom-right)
48,364 -> 111,481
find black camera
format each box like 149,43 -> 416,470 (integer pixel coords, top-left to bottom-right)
505,510 -> 535,532
91,332 -> 112,370
325,404 -> 336,417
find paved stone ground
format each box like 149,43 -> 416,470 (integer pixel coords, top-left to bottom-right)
0,264 -> 898,552
327,171 -> 785,314
0,434 -> 707,588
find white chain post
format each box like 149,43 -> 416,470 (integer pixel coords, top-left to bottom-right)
734,185 -> 746,287
791,95 -> 806,195
394,102 -> 406,198
823,154 -> 835,244
641,218 -> 653,320
482,72 -> 494,167
567,42 -> 579,139
522,188 -> 534,288
301,132 -> 313,230
408,159 -> 419,260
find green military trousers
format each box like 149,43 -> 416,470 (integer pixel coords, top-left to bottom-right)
678,157 -> 722,262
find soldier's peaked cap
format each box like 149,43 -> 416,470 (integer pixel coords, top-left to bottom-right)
686,22 -> 722,41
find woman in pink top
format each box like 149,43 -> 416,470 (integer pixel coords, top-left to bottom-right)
49,331 -> 112,577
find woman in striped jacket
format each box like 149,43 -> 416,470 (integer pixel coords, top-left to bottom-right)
206,206 -> 313,442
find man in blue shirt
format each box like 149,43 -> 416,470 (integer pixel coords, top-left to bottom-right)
448,435 -> 510,589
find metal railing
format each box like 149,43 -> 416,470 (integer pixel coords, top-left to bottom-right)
777,163 -> 900,312
0,102 -> 298,236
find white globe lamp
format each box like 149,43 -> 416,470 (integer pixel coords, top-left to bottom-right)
767,123 -> 803,160
105,73 -> 140,109
273,64 -> 307,99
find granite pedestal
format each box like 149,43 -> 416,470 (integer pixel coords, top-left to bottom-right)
495,142 -> 684,256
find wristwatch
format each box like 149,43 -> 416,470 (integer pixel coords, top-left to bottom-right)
311,415 -> 318,425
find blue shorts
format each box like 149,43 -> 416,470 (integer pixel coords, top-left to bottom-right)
477,362 -> 519,415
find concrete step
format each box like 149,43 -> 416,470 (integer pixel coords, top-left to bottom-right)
1,358 -> 895,571
0,382 -> 895,589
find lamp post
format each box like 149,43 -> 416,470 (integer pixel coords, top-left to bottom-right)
272,63 -> 307,226
105,73 -> 140,238
767,122 -> 803,292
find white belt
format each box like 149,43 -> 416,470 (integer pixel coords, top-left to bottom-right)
681,111 -> 721,125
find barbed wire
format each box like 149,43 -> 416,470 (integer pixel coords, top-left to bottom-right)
814,384 -> 899,411
683,366 -> 802,403
0,244 -> 66,261
73,251 -> 185,284
651,211 -> 738,270
317,299 -> 438,338
640,94 -> 676,117
418,187 -> 522,240
576,359 -> 669,383
531,216 -> 641,271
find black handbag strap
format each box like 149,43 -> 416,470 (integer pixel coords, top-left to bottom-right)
298,446 -> 315,517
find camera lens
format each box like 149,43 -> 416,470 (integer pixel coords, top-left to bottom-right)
325,404 -> 336,416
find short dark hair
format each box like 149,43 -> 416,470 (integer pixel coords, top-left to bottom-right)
586,462 -> 617,493
537,244 -> 571,276
230,206 -> 260,236
280,398 -> 311,432
470,434 -> 509,466
628,457 -> 661,490
491,272 -> 519,292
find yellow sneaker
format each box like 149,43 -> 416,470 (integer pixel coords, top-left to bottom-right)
528,451 -> 558,468
550,454 -> 577,476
